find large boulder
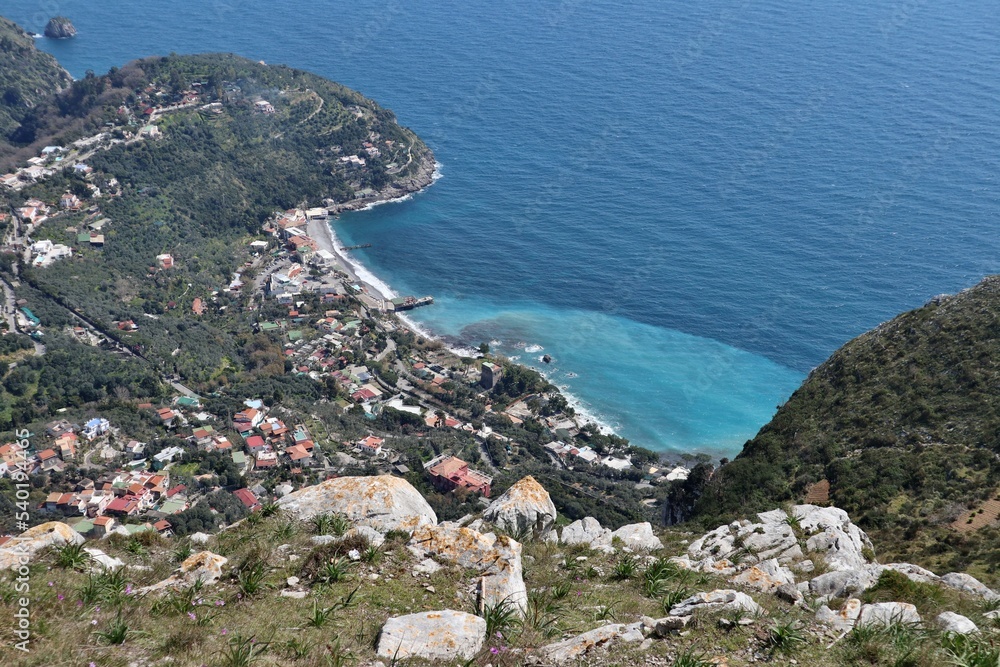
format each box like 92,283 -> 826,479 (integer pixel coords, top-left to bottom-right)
857,602 -> 921,628
669,589 -> 764,617
410,522 -> 527,613
687,505 -> 874,573
798,504 -> 875,571
537,622 -> 644,662
939,572 -> 1000,602
376,610 -> 485,661
276,475 -> 436,533
0,522 -> 84,570
611,522 -> 663,551
483,476 -> 557,538
137,551 -> 227,594
560,517 -> 612,549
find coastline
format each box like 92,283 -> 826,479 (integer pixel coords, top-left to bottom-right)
306,171 -> 639,453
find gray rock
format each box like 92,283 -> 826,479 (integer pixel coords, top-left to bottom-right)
311,535 -> 338,546
346,525 -> 385,547
937,611 -> 978,634
940,572 -> 1000,602
537,623 -> 644,662
44,17 -> 77,39
286,576 -> 300,587
483,476 -> 558,538
561,517 -> 612,549
280,590 -> 308,599
775,583 -> 804,605
857,602 -> 921,628
277,475 -> 437,533
669,589 -> 764,617
650,616 -> 690,637
610,522 -> 664,551
376,610 -> 485,661
808,565 -> 884,599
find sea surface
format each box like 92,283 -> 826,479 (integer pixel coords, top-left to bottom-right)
7,1 -> 1000,456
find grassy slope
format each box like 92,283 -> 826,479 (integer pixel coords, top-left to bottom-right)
0,17 -> 71,146
2,514 -> 999,666
698,276 -> 1000,577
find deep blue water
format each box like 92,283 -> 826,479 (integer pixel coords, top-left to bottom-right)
6,1 -> 1000,455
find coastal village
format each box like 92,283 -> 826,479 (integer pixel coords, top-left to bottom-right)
0,77 -> 689,541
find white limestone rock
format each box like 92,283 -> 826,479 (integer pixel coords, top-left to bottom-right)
560,517 -> 612,549
483,476 -> 558,538
189,532 -> 210,545
795,504 -> 876,571
537,622 -> 645,662
815,598 -> 862,631
409,522 -> 527,613
808,565 -> 885,600
940,572 -> 1000,602
728,558 -> 795,593
937,611 -> 978,634
277,475 -> 437,533
376,610 -> 485,661
857,602 -> 921,628
137,551 -> 228,594
610,522 -> 664,551
83,547 -> 124,570
669,589 -> 764,618
0,522 -> 85,570
884,563 -> 940,584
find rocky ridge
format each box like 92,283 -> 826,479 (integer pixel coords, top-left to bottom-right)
5,476 -> 1000,664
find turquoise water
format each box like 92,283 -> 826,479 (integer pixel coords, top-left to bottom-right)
7,1 -> 1000,454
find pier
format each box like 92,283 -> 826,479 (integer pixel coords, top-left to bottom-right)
389,295 -> 434,311
340,243 -> 372,251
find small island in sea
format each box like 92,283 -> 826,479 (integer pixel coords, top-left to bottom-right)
43,16 -> 76,39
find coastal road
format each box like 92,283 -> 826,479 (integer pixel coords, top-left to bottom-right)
375,338 -> 396,362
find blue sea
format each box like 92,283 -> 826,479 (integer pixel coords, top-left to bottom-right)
7,1 -> 1000,456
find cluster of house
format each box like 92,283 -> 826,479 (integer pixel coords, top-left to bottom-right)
232,400 -> 318,472
28,239 -> 73,268
424,453 -> 493,497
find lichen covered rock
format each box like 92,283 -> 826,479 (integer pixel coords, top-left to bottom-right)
483,476 -> 557,538
277,475 -> 437,533
0,522 -> 84,570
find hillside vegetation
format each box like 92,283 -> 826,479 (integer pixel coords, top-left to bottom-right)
697,276 -> 1000,577
0,16 -> 71,142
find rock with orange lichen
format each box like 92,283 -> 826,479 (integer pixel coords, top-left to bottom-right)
137,551 -> 228,593
728,558 -> 795,592
409,521 -> 528,613
0,522 -> 85,570
276,475 -> 436,533
483,475 -> 557,538
376,610 -> 486,661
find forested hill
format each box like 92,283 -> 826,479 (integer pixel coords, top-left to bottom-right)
0,16 -> 72,142
695,275 -> 1000,573
1,50 -> 433,384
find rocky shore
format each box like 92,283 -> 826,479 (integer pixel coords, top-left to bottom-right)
324,148 -> 437,215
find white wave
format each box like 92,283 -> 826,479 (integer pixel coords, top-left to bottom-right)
532,368 -> 618,436
489,339 -> 502,347
325,225 -> 397,300
524,344 -> 544,353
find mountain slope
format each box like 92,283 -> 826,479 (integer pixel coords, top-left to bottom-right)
696,276 -> 1000,571
0,16 -> 71,140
